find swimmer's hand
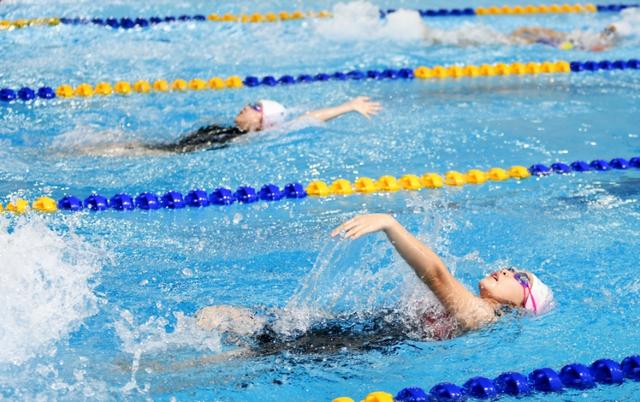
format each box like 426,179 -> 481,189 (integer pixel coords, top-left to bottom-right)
303,96 -> 381,122
346,96 -> 382,120
331,213 -> 396,240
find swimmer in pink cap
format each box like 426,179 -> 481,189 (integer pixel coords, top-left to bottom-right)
332,214 -> 555,331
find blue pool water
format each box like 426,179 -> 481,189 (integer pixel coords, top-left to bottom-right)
1,0 -> 640,400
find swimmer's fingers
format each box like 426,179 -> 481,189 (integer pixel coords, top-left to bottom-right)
364,102 -> 382,112
346,224 -> 373,240
355,102 -> 382,119
331,218 -> 355,237
364,102 -> 382,117
331,215 -> 367,237
343,217 -> 381,239
331,214 -> 391,238
343,222 -> 365,238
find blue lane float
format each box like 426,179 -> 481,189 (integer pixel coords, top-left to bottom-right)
185,189 -> 210,207
26,156 -> 640,214
1,86 -> 55,101
135,192 -> 160,210
56,182 -> 307,212
389,355 -> 640,402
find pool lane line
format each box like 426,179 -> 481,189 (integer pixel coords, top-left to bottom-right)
333,355 -> 640,402
1,157 -> 637,214
1,58 -> 640,103
0,3 -> 637,31
0,11 -> 328,31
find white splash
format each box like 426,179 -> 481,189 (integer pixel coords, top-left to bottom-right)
314,1 -> 426,42
114,310 -> 222,393
423,22 -> 510,46
274,198 -> 452,336
313,1 -> 512,45
115,310 -> 221,357
50,125 -> 167,157
612,8 -> 640,36
0,217 -> 101,365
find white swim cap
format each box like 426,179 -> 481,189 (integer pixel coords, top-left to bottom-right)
259,100 -> 287,129
524,273 -> 555,315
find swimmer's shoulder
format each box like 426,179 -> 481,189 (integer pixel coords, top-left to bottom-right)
453,297 -> 498,331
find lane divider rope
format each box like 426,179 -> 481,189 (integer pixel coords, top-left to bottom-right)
1,4 -> 637,31
1,59 -> 639,103
332,355 -> 640,402
1,157 -> 638,215
0,11 -> 327,30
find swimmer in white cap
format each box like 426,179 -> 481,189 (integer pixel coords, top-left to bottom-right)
331,214 -> 555,330
146,96 -> 381,153
66,96 -> 381,156
234,96 -> 381,131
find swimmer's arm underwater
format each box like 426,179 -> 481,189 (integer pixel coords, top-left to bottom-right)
332,214 -> 495,330
303,96 -> 381,122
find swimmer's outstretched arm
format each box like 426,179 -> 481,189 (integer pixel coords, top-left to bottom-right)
303,96 -> 381,122
332,214 -> 495,329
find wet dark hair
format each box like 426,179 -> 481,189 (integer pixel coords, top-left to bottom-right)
145,124 -> 246,153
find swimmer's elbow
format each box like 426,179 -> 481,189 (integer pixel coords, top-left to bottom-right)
425,259 -> 452,286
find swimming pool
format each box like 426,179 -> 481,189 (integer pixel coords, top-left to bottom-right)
1,0 -> 640,400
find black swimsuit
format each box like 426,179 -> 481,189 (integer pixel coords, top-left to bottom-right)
146,124 -> 246,153
252,311 -> 428,356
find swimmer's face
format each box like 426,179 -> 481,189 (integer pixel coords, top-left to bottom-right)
478,268 -> 528,307
235,104 -> 262,132
602,25 -> 618,40
593,24 -> 619,51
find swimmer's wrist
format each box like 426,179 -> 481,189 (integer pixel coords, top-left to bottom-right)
381,215 -> 400,232
341,102 -> 356,113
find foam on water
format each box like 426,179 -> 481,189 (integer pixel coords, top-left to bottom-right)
114,310 -> 222,394
50,125 -> 164,158
314,1 -> 426,42
423,22 -> 510,46
314,2 -> 640,48
313,1 -> 513,45
613,8 -> 640,37
115,310 -> 222,357
0,216 -> 101,365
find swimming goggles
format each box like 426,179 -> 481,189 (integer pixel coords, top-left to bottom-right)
248,103 -> 263,113
507,268 -> 537,312
248,103 -> 264,128
602,25 -> 617,38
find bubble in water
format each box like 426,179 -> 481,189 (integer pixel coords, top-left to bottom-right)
233,213 -> 243,225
